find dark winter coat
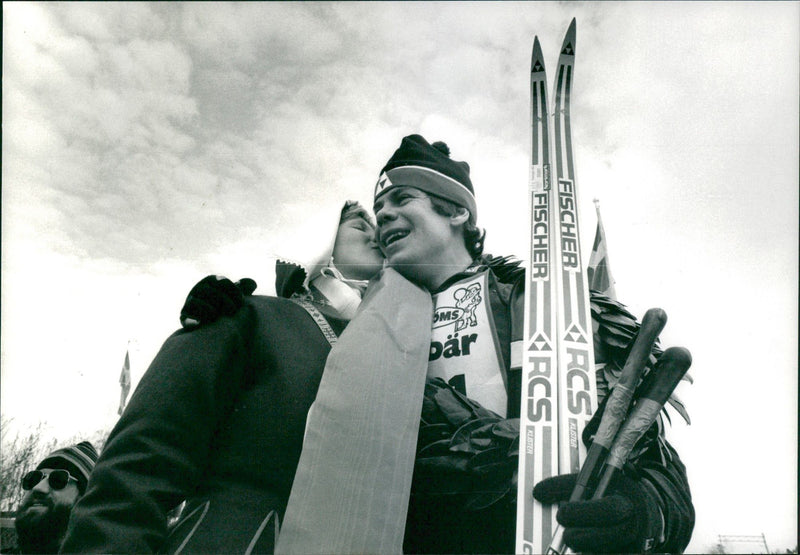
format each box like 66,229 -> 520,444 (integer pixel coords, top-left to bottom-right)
60,295 -> 346,554
403,259 -> 695,554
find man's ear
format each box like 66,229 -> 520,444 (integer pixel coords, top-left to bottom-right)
449,208 -> 470,227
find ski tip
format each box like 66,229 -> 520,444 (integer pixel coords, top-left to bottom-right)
532,35 -> 541,55
567,17 -> 577,34
531,36 -> 545,71
560,18 -> 577,54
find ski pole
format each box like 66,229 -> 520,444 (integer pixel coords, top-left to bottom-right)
546,308 -> 667,555
590,346 -> 693,500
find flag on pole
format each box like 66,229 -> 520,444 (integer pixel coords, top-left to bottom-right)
587,199 -> 617,299
118,349 -> 131,415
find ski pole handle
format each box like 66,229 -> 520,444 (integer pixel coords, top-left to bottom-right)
591,346 -> 693,499
545,308 -> 667,554
590,308 -> 668,452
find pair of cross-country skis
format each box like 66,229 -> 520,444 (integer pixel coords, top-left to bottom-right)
515,19 -> 692,554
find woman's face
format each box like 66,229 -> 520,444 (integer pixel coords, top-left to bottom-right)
331,213 -> 385,281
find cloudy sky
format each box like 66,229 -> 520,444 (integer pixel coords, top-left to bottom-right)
2,2 -> 797,552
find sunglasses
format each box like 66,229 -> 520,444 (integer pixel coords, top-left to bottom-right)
21,469 -> 77,491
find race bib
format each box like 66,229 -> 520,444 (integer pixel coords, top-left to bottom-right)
429,270 -> 507,416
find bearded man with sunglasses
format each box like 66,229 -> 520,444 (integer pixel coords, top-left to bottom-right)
13,441 -> 98,554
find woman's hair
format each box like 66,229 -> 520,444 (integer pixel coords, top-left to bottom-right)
340,200 -> 375,228
428,195 -> 486,259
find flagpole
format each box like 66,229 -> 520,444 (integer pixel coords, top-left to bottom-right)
593,198 -> 602,228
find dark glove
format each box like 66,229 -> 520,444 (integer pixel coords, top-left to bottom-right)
533,472 -> 662,553
180,275 -> 257,328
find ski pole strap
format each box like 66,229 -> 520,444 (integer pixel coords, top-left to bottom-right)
290,298 -> 338,346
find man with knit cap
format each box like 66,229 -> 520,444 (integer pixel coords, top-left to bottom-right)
371,134 -> 695,554
14,441 -> 98,553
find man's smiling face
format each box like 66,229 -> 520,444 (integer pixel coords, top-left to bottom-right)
373,187 -> 460,285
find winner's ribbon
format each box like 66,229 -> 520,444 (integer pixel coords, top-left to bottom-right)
276,268 -> 432,554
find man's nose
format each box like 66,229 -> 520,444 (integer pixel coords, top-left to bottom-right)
375,204 -> 396,226
31,475 -> 50,494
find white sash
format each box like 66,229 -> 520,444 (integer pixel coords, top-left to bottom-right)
276,268 -> 432,554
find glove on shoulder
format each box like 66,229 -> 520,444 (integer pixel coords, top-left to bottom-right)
533,471 -> 662,553
180,275 -> 257,328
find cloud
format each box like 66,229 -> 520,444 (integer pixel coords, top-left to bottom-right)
58,2 -> 168,41
4,4 -> 203,265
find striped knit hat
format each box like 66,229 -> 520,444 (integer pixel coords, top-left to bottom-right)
36,441 -> 99,494
375,134 -> 477,224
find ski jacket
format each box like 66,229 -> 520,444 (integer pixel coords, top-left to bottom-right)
60,295 -> 347,554
403,258 -> 695,554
